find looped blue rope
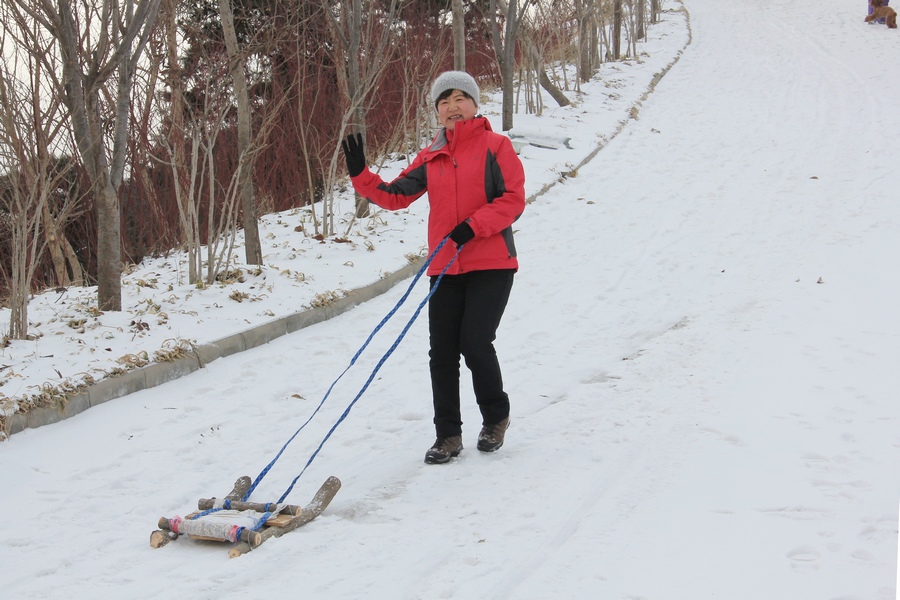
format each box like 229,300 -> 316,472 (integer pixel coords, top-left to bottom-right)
241,237 -> 460,503
276,244 -> 462,502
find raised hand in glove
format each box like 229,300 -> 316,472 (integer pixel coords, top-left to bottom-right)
341,133 -> 366,177
449,221 -> 475,247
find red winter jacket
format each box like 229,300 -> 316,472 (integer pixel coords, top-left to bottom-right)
350,116 -> 526,276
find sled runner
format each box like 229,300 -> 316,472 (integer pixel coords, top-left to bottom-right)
150,474 -> 341,558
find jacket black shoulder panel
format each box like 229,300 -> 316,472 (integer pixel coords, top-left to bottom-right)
377,163 -> 428,197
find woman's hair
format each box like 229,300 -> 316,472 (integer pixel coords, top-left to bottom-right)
434,88 -> 475,108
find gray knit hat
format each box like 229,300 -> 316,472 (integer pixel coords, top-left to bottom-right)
430,71 -> 480,108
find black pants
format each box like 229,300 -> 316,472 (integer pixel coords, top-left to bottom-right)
428,269 -> 514,438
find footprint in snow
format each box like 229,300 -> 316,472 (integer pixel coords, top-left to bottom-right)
786,545 -> 820,573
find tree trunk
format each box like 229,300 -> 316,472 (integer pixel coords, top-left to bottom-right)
41,204 -> 69,287
636,0 -> 646,40
219,0 -> 263,265
43,0 -> 162,311
613,0 -> 623,61
8,218 -> 28,339
325,0 -> 403,226
163,0 -> 198,282
62,231 -> 86,286
538,68 -> 570,107
491,0 -> 522,131
575,0 -> 593,83
83,89 -> 123,311
452,0 -> 466,71
521,35 -> 570,108
40,194 -> 86,288
348,0 -> 369,219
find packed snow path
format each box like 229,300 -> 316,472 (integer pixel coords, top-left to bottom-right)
2,1 -> 898,598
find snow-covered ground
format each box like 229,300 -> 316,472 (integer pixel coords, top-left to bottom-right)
2,0 -> 899,598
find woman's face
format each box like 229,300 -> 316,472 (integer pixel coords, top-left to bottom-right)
437,90 -> 478,131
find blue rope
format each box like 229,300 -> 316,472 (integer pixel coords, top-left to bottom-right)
276,242 -> 462,503
239,237 -> 459,503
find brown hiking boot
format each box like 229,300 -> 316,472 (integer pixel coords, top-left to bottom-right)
424,436 -> 463,464
477,418 -> 509,453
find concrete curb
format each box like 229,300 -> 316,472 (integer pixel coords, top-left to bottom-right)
6,258 -> 426,437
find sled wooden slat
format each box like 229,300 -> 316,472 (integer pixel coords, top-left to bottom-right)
228,476 -> 341,558
149,475 -> 340,556
196,498 -> 302,516
263,512 -> 294,528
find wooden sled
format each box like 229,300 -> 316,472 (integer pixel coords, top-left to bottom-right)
150,475 -> 341,558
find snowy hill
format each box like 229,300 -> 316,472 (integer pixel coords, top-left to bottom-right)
1,1 -> 899,598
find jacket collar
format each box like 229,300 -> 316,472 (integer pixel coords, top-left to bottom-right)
428,115 -> 491,153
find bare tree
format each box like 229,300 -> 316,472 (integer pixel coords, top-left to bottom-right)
612,0 -> 623,60
0,46 -> 83,339
150,2 -> 291,285
292,41 -> 329,238
634,0 -> 646,41
396,12 -> 451,155
4,0 -> 162,311
122,0 -> 178,265
489,0 -> 528,131
323,0 -> 404,227
154,62 -> 233,285
574,0 -> 597,84
218,0 -> 262,265
516,1 -> 571,109
452,0 -> 466,71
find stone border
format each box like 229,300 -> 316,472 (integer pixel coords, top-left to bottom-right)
4,259 -> 425,437
5,3 -> 692,439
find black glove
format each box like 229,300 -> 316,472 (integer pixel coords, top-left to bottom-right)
341,133 -> 366,177
449,221 -> 475,246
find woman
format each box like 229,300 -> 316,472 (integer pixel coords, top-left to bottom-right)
341,71 -> 526,464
